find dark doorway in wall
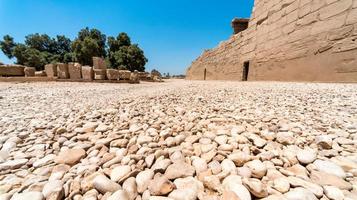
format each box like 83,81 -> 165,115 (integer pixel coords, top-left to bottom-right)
204,68 -> 207,80
242,61 -> 250,81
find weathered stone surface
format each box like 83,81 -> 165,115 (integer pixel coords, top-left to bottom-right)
68,62 -> 82,79
10,192 -> 44,200
81,66 -> 94,80
148,174 -> 174,196
186,0 -> 357,82
42,180 -> 63,199
107,190 -> 129,200
56,63 -> 69,79
110,165 -> 131,182
136,169 -> 154,193
45,64 -> 57,77
313,160 -> 346,178
92,57 -> 106,70
130,71 -> 139,81
0,159 -> 28,170
106,69 -> 119,80
93,174 -> 121,194
165,162 -> 195,179
94,69 -> 107,80
0,65 -> 25,76
24,67 -> 35,77
310,170 -> 352,190
55,148 -> 86,166
119,70 -> 131,80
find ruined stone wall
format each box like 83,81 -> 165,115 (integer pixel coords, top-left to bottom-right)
186,0 -> 357,82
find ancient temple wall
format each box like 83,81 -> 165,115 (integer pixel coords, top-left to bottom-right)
186,0 -> 357,82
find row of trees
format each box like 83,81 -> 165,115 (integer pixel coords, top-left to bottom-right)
0,28 -> 147,71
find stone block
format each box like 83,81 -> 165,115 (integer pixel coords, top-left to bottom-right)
24,67 -> 35,77
0,65 -> 25,76
138,72 -> 150,80
45,64 -> 57,77
346,8 -> 357,25
130,71 -> 139,81
106,69 -> 119,80
35,70 -> 47,77
82,66 -> 94,80
93,57 -> 106,70
118,70 -> 131,80
328,25 -> 353,40
311,13 -> 346,35
94,69 -> 107,80
57,63 -> 69,79
68,62 -> 82,79
353,24 -> 357,36
332,36 -> 357,53
319,0 -> 352,20
297,12 -> 318,26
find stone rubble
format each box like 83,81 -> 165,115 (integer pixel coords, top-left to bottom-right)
0,80 -> 357,200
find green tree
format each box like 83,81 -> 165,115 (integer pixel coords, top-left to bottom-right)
72,27 -> 106,65
25,34 -> 54,52
53,35 -> 72,61
2,34 -> 72,70
108,33 -> 147,71
0,35 -> 16,58
12,44 -> 28,65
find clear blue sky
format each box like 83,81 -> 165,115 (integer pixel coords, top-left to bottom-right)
0,0 -> 254,75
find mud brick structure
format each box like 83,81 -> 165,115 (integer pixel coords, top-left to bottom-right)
24,67 -> 35,77
82,66 -> 94,80
118,70 -> 131,80
0,65 -> 25,76
68,62 -> 82,79
186,0 -> 357,82
45,64 -> 57,77
57,63 -> 69,79
106,69 -> 119,80
93,57 -> 107,70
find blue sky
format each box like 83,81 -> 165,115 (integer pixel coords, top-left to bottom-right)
0,0 -> 254,74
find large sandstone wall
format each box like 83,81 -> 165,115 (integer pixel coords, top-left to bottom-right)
186,0 -> 357,82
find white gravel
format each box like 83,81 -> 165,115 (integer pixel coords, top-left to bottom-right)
0,80 -> 357,200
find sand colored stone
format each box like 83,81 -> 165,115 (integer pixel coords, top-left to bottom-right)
187,0 -> 357,82
82,66 -> 94,80
45,64 -> 57,77
0,65 -> 25,76
57,63 -> 69,79
106,69 -> 119,80
24,67 -> 35,77
68,62 -> 82,79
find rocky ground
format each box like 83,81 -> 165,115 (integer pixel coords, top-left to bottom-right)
0,80 -> 357,200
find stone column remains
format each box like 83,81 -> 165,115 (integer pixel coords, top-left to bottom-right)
82,66 -> 94,81
68,62 -> 82,79
106,69 -> 119,80
57,63 -> 69,79
24,67 -> 35,77
119,70 -> 131,80
45,64 -> 57,77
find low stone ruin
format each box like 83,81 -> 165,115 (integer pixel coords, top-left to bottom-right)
24,67 -> 35,77
0,65 -> 25,76
0,57 -> 163,83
